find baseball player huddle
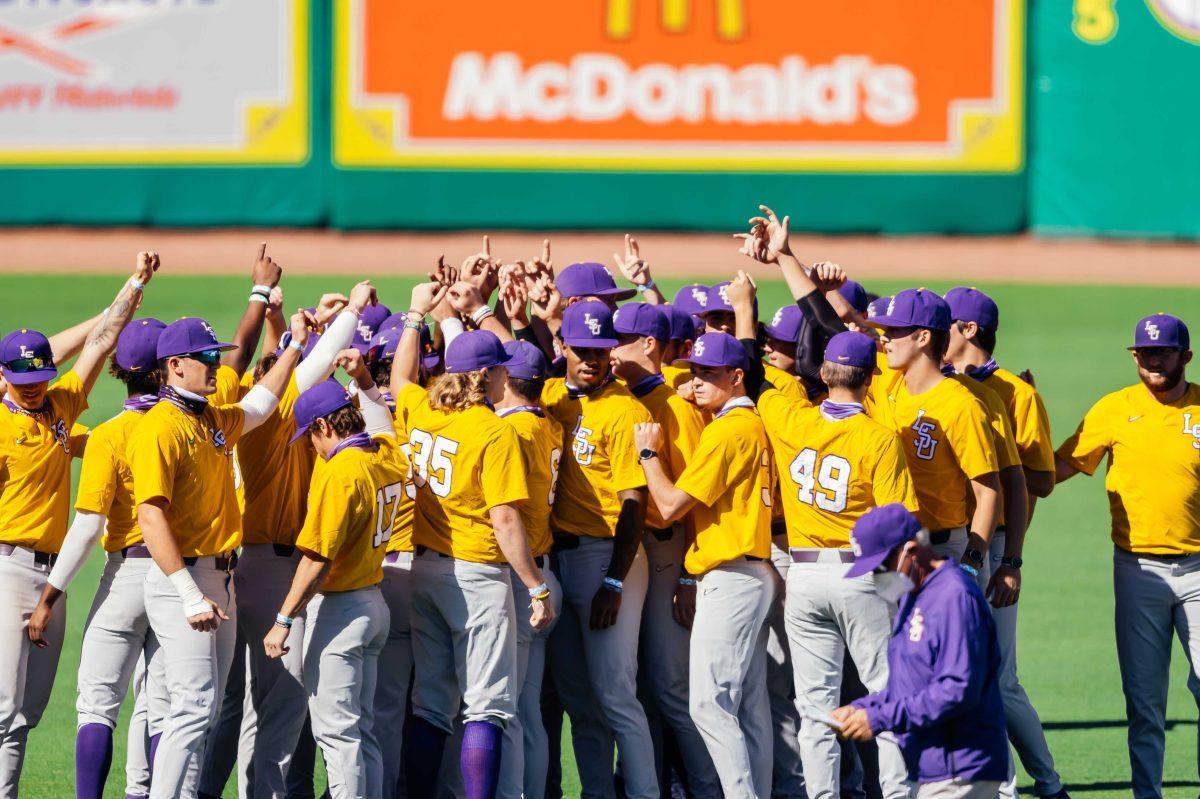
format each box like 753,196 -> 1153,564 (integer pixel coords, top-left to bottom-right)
0,205 -> 1196,799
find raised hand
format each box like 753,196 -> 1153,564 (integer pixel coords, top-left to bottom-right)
410,279 -> 452,318
811,261 -> 847,292
736,205 -> 791,265
529,239 -> 554,281
251,242 -> 282,288
134,251 -> 161,286
447,281 -> 486,318
335,347 -> 368,380
529,276 -> 563,323
348,280 -> 378,314
314,293 -> 349,327
727,269 -> 758,310
289,309 -> 311,348
501,271 -> 530,327
613,234 -> 652,287
267,286 -> 285,320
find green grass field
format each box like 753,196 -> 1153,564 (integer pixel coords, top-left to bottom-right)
6,273 -> 1200,798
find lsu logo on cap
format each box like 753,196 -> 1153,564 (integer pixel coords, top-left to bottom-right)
718,285 -> 731,305
886,296 -> 897,317
770,309 -> 784,327
693,339 -> 706,357
357,321 -> 374,343
691,288 -> 708,307
18,346 -> 34,359
201,320 -> 217,339
1145,320 -> 1161,341
584,313 -> 602,336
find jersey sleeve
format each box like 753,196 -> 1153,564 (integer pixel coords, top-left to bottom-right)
128,416 -> 181,506
49,370 -> 89,426
1015,389 -> 1055,473
295,469 -> 353,560
74,427 -> 118,515
757,388 -> 801,437
481,425 -> 530,509
1056,396 -> 1114,476
609,402 -> 652,494
663,396 -> 704,481
212,405 -> 247,447
947,394 -> 1000,480
871,431 -> 919,512
676,422 -> 751,507
985,395 -> 1023,471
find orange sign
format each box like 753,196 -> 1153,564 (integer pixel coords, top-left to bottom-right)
334,0 -> 1023,172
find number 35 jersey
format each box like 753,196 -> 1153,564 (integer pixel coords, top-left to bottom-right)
759,389 -> 918,549
296,435 -> 409,593
397,384 -> 529,563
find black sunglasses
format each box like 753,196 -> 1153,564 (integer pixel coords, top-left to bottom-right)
3,356 -> 50,373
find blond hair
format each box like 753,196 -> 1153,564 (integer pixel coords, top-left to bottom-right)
428,369 -> 489,412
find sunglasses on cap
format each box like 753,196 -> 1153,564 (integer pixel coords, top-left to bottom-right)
182,349 -> 222,366
3,356 -> 49,373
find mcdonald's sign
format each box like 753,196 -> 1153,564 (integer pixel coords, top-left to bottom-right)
334,0 -> 1023,172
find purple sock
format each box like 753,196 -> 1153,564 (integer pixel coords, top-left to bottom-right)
76,723 -> 114,799
404,717 -> 448,797
124,795 -> 149,799
461,720 -> 503,799
148,733 -> 161,774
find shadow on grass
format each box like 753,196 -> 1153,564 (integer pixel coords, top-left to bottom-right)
1043,718 -> 1193,731
1063,781 -> 1200,792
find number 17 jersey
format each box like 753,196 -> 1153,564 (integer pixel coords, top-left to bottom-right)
758,389 -> 918,549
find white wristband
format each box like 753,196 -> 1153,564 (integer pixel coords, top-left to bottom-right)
252,284 -> 273,296
470,306 -> 495,325
248,293 -> 269,304
168,567 -> 212,618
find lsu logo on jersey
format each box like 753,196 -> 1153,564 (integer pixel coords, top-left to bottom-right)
908,606 -> 925,642
50,418 -> 70,454
910,409 -> 938,461
1182,413 -> 1200,450
571,417 -> 596,466
210,426 -> 229,453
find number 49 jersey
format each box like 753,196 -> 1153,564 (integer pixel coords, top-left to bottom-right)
758,390 -> 918,549
398,383 -> 529,563
295,435 -> 409,593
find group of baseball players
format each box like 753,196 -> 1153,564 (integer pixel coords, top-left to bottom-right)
0,204 -> 1196,799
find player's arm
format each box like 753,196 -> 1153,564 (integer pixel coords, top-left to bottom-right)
989,464 -> 1028,608
138,498 -> 230,632
237,311 -> 308,434
74,251 -> 160,393
48,311 -> 105,367
260,288 -> 286,355
1054,454 -> 1081,484
635,423 -> 699,523
728,270 -> 768,400
27,510 -> 107,648
612,234 -> 665,305
294,282 -> 377,392
966,473 -> 1001,561
338,348 -> 396,438
590,488 -> 648,632
221,243 -> 283,377
491,503 -> 555,631
392,280 -> 451,389
263,551 -> 331,659
448,282 -> 513,343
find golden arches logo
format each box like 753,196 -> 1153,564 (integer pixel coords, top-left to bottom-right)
605,0 -> 746,40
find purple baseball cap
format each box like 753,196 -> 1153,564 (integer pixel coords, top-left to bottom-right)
380,312 -> 407,331
115,318 -> 167,373
445,330 -> 511,374
866,296 -> 890,322
614,303 -> 670,342
665,305 -> 700,342
869,289 -> 950,332
1130,313 -> 1190,350
844,503 -> 923,579
556,262 -> 636,301
157,318 -> 237,360
290,379 -> 354,444
352,303 -> 394,354
419,323 -> 441,370
681,332 -> 748,371
673,284 -> 710,317
704,282 -> 734,314
945,287 -> 999,331
765,305 -> 803,342
824,331 -> 876,369
0,329 -> 57,385
561,300 -> 619,348
367,325 -> 401,363
503,340 -> 549,381
838,280 -> 870,314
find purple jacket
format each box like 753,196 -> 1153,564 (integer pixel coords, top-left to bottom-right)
853,561 -> 1008,784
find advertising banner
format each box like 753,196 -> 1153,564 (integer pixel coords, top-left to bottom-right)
0,0 -> 308,164
334,0 -> 1023,172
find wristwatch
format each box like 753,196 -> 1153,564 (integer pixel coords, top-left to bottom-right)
1000,555 -> 1023,569
638,448 -> 658,461
964,548 -> 985,566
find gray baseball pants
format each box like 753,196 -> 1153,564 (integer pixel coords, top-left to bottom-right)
689,559 -> 776,799
303,586 -> 389,799
768,535 -> 815,798
234,544 -> 309,799
76,552 -> 160,796
640,527 -> 721,799
917,779 -> 1002,799
784,549 -> 909,799
0,545 -> 66,799
1113,546 -> 1200,799
498,560 -> 562,799
145,559 -> 238,799
376,551 -> 414,799
410,550 -> 517,733
549,536 -> 658,799
988,532 -> 1061,798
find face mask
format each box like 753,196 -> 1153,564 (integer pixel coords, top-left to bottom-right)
873,571 -> 915,605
